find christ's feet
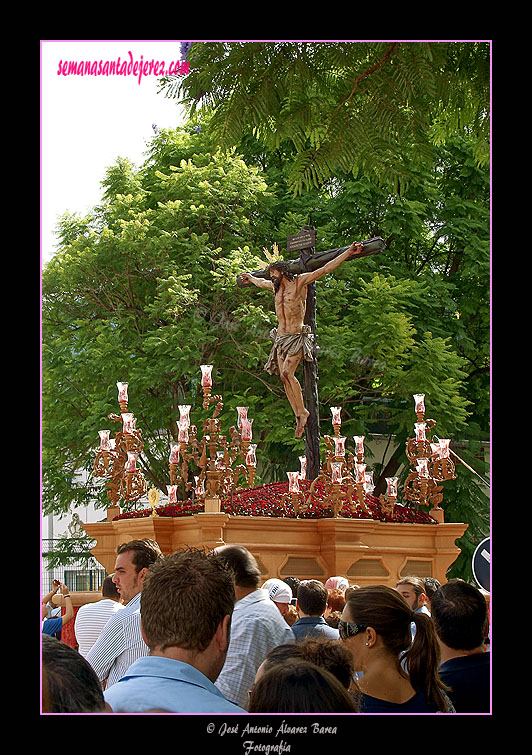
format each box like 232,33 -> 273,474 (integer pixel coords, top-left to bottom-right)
295,409 -> 310,438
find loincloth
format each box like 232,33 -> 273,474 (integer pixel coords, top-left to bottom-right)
264,325 -> 315,375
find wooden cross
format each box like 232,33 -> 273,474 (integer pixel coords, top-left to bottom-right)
237,227 -> 384,480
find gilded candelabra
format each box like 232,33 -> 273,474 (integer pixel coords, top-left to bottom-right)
304,407 -> 372,517
402,394 -> 456,521
167,365 -> 257,512
93,382 -> 148,510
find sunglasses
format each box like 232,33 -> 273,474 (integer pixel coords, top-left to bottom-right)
338,621 -> 368,641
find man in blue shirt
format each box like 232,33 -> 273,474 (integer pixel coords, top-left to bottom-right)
104,548 -> 246,714
291,579 -> 340,641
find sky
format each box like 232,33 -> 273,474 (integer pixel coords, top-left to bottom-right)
41,40 -> 189,267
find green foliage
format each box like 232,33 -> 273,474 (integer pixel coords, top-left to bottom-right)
43,120 -> 489,580
43,535 -> 97,569
162,41 -> 490,194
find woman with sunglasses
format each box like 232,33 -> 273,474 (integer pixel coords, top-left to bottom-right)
339,585 -> 454,713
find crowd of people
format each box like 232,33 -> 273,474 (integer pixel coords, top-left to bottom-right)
41,539 -> 491,715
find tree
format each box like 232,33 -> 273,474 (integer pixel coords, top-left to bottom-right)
42,124 -> 489,579
160,41 -> 490,195
42,135 -> 277,515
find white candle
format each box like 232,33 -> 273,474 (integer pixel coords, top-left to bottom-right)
177,420 -> 189,444
241,417 -> 253,441
169,442 -> 180,465
416,458 -> 430,478
117,381 -> 129,403
414,422 -> 427,442
353,436 -> 365,456
364,471 -> 375,494
125,451 -> 138,473
331,461 -> 343,483
355,462 -> 367,484
246,444 -> 257,467
178,405 -> 192,428
287,471 -> 301,493
98,430 -> 111,451
331,406 -> 342,426
439,439 -> 451,459
413,393 -> 425,413
236,407 -> 249,428
200,364 -> 213,387
386,477 -> 398,497
122,413 -> 135,434
334,436 -> 346,456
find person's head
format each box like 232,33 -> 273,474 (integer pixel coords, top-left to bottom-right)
248,659 -> 357,713
326,587 -> 346,614
297,579 -> 328,617
342,584 -> 450,711
263,578 -> 292,617
140,547 -> 235,682
102,574 -> 121,601
284,604 -> 299,626
214,544 -> 262,591
421,577 -> 441,610
430,579 -> 488,653
396,576 -> 428,611
341,585 -> 413,672
42,635 -> 107,713
325,576 -> 349,592
112,538 -> 163,603
255,636 -> 355,691
283,576 -> 300,600
344,585 -> 359,602
268,261 -> 295,292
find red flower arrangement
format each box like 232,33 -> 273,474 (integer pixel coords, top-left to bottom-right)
113,480 -> 436,524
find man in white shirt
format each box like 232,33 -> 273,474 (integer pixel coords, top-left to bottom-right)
214,544 -> 295,709
74,575 -> 124,657
86,538 -> 163,689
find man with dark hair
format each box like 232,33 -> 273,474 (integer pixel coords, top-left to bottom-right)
42,635 -> 108,713
291,579 -> 340,641
430,579 -> 490,713
239,241 -> 363,438
86,538 -> 163,689
75,575 -> 124,657
396,576 -> 431,615
213,544 -> 295,709
104,548 -> 246,713
421,576 -> 441,612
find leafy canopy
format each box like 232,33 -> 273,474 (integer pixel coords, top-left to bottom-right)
160,41 -> 490,194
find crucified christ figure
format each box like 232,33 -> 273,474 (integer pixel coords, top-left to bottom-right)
239,240 -> 363,438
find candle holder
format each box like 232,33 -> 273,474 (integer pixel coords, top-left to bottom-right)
200,365 -> 224,417
378,476 -> 398,517
93,382 -> 147,510
402,394 -> 456,520
305,410 -> 371,517
281,471 -> 310,516
168,370 -> 258,512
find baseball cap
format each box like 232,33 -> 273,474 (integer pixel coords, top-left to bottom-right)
262,578 -> 293,604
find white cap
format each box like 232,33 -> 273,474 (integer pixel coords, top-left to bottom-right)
262,578 -> 292,604
325,576 -> 349,591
